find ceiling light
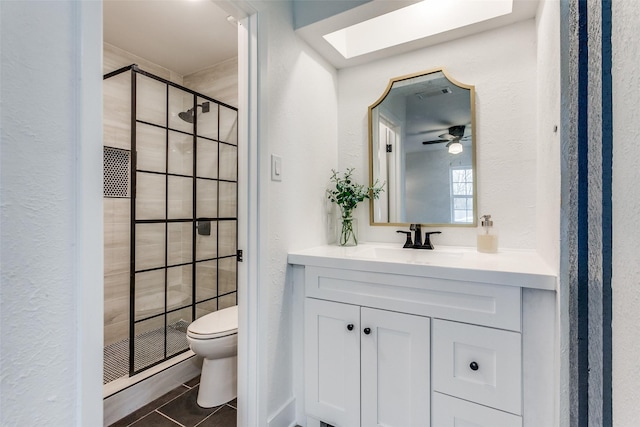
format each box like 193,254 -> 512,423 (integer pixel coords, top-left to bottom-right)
447,141 -> 463,154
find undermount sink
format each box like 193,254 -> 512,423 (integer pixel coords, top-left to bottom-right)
348,244 -> 465,264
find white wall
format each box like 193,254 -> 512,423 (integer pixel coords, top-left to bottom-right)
338,20 -> 538,249
612,0 -> 640,424
0,1 -> 103,425
535,0 -> 561,271
254,1 -> 339,422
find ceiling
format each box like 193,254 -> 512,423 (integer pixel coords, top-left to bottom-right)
296,0 -> 540,69
103,0 -> 540,76
103,0 -> 238,76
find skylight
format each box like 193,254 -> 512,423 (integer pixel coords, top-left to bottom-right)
323,0 -> 514,59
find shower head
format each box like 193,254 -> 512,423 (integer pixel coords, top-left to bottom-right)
178,102 -> 210,124
178,109 -> 195,123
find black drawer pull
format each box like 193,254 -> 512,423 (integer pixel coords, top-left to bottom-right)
470,361 -> 479,371
347,324 -> 354,331
363,327 -> 371,335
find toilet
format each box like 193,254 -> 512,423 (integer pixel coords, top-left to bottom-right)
187,305 -> 238,408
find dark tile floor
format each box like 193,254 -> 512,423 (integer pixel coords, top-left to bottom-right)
108,376 -> 237,427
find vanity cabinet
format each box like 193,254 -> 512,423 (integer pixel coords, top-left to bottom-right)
289,244 -> 557,427
304,298 -> 430,427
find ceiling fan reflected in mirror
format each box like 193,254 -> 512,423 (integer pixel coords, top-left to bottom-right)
421,124 -> 470,154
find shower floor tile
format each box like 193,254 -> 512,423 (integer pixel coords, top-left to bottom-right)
104,320 -> 190,384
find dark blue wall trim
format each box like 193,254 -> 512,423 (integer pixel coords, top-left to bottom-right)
601,0 -> 613,425
577,0 -> 589,425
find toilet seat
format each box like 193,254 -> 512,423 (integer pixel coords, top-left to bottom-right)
187,305 -> 238,340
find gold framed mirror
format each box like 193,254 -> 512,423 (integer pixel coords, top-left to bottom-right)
369,68 -> 477,227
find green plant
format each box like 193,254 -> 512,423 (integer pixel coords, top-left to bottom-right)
327,168 -> 384,245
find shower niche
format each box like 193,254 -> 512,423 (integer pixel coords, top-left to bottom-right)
103,65 -> 238,384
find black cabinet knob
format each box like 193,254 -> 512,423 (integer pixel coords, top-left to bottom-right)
363,327 -> 371,335
347,324 -> 354,331
470,361 -> 479,371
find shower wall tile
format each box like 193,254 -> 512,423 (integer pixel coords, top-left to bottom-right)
219,293 -> 236,310
196,228 -> 217,261
219,106 -> 238,145
219,144 -> 237,181
168,223 -> 192,266
103,44 -> 239,358
134,316 -> 165,344
196,179 -> 217,218
195,260 -> 217,302
105,320 -> 129,347
135,270 -> 165,302
103,72 -> 131,150
168,177 -> 193,220
168,131 -> 193,176
195,299 -> 218,320
196,97 -> 219,140
183,57 -> 238,107
110,198 -> 131,224
196,139 -> 218,179
218,257 -> 237,295
105,222 -> 130,251
103,43 -> 182,84
105,295 -> 129,327
136,173 -> 166,220
168,86 -> 194,134
135,223 -> 166,271
104,196 -> 131,345
105,247 -> 130,276
137,75 -> 167,127
137,124 -> 166,173
218,221 -> 237,258
104,272 -> 129,302
218,182 -> 237,218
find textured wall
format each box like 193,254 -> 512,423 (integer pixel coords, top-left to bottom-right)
255,1 -> 339,420
612,0 -> 640,424
338,20 -> 538,249
535,0 -> 561,271
0,1 -> 103,425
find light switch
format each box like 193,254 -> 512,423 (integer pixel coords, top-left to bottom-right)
271,154 -> 282,181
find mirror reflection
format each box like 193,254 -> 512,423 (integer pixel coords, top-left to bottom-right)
369,68 -> 476,226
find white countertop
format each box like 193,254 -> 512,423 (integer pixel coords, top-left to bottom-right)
288,242 -> 557,291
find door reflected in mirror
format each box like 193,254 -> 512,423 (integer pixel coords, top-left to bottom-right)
369,68 -> 476,226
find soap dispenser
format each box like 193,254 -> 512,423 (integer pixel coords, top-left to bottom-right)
477,214 -> 498,253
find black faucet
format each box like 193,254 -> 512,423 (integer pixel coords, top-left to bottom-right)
410,224 -> 422,247
396,230 -> 413,248
397,225 -> 441,250
422,231 -> 442,250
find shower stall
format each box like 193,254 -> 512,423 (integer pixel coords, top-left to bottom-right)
102,64 -> 238,385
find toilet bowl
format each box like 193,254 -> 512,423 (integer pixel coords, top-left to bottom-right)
187,305 -> 238,408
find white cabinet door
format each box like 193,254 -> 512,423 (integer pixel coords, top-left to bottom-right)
360,307 -> 431,427
305,298 -> 360,427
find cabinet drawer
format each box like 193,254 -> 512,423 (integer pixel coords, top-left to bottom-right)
432,392 -> 522,427
432,319 -> 522,415
305,266 -> 522,331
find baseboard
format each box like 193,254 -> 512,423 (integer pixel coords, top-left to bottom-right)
103,354 -> 202,426
267,396 -> 296,427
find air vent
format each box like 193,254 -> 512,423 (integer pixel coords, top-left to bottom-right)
414,86 -> 452,99
103,147 -> 131,197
